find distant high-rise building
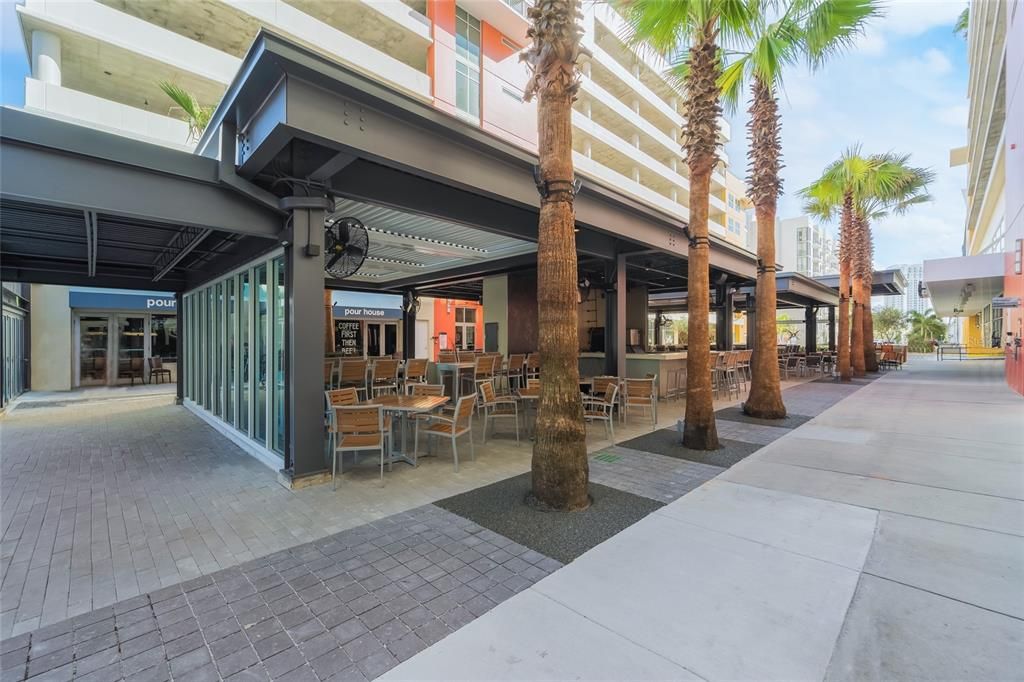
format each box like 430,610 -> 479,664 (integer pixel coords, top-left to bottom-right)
880,264 -> 929,315
775,216 -> 839,277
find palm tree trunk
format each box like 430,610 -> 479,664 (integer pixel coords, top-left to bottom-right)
862,223 -> 879,372
850,275 -> 866,376
850,213 -> 866,376
681,31 -> 720,450
743,77 -> 785,419
524,0 -> 589,511
838,192 -> 853,381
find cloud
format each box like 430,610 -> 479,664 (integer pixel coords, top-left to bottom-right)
855,31 -> 888,57
878,0 -> 967,37
934,103 -> 968,127
724,12 -> 970,268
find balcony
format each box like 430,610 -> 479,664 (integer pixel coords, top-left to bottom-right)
18,1 -> 233,123
460,0 -> 531,44
24,78 -> 192,149
89,0 -> 431,99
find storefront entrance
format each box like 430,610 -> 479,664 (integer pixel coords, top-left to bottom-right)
73,311 -> 177,387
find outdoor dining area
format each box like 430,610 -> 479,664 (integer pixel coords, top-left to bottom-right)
321,352 -> 668,486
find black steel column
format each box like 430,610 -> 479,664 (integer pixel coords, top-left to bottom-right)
603,260 -> 617,376
715,287 -> 734,350
806,305 -> 818,353
402,290 -> 417,359
175,292 -> 184,404
616,253 -> 627,378
282,197 -> 328,479
828,305 -> 836,351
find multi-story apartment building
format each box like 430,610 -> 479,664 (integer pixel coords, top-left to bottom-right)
775,215 -> 839,278
723,169 -> 753,250
15,0 -> 739,237
879,264 -> 929,315
926,0 -> 1022,395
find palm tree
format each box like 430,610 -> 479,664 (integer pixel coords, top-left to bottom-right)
617,0 -> 755,450
803,151 -> 932,379
159,81 -> 214,141
907,309 -> 947,341
719,0 -> 879,417
521,0 -> 590,510
801,148 -> 867,381
850,155 -> 933,371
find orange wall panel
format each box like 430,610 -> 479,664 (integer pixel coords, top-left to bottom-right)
432,299 -> 484,351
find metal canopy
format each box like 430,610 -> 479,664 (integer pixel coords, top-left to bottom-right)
0,108 -> 283,291
197,29 -> 758,284
815,268 -> 907,297
736,271 -> 840,309
329,199 -> 537,286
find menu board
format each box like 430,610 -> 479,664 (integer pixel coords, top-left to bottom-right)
335,320 -> 363,356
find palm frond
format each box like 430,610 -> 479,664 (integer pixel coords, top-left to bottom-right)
158,81 -> 214,142
954,6 -> 968,38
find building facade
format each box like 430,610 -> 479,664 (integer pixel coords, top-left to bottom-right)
775,215 -> 839,278
16,0 -> 742,238
928,0 -> 1022,394
879,264 -> 930,315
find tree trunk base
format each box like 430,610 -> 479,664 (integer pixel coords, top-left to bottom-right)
682,421 -> 720,451
525,490 -> 592,513
741,400 -> 787,420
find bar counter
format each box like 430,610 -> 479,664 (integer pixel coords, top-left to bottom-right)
578,351 -> 687,398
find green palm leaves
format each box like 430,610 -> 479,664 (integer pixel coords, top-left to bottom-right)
907,309 -> 947,341
158,81 -> 214,142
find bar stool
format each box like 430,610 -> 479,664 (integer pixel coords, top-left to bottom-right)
665,366 -> 686,401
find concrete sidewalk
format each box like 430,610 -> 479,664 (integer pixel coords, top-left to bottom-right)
383,358 -> 1024,681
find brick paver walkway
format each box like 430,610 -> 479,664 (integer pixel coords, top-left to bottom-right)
0,506 -> 560,682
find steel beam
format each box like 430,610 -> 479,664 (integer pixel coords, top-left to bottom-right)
1,115 -> 281,238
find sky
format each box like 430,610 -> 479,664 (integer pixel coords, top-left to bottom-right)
722,0 -> 970,268
0,0 -> 969,269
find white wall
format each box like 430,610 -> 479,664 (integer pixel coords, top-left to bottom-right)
30,284 -> 72,391
482,275 -> 509,356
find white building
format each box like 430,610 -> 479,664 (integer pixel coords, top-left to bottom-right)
775,215 -> 839,277
13,0 -> 740,237
880,263 -> 929,315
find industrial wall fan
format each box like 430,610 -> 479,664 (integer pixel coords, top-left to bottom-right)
324,217 -> 369,279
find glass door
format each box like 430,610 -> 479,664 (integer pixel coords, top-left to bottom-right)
367,322 -> 382,357
79,316 -> 111,386
115,316 -> 146,384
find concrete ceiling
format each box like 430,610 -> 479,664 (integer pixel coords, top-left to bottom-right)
923,253 -> 1006,317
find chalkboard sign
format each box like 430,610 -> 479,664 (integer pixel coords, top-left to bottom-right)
335,320 -> 363,356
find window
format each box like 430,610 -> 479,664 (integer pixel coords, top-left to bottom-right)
455,7 -> 481,118
455,307 -> 476,350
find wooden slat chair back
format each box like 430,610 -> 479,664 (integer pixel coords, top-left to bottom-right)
339,359 -> 368,398
371,359 -> 400,396
583,382 -> 618,442
525,353 -> 541,379
623,377 -> 657,429
415,395 -> 476,472
404,358 -> 429,387
330,404 -> 389,487
324,358 -> 338,389
438,352 -> 458,363
476,379 -> 519,444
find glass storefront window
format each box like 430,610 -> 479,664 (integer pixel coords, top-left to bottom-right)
182,253 -> 285,460
272,258 -> 286,454
240,271 -> 251,434
214,282 -> 223,417
227,277 -> 236,426
255,264 -> 268,444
